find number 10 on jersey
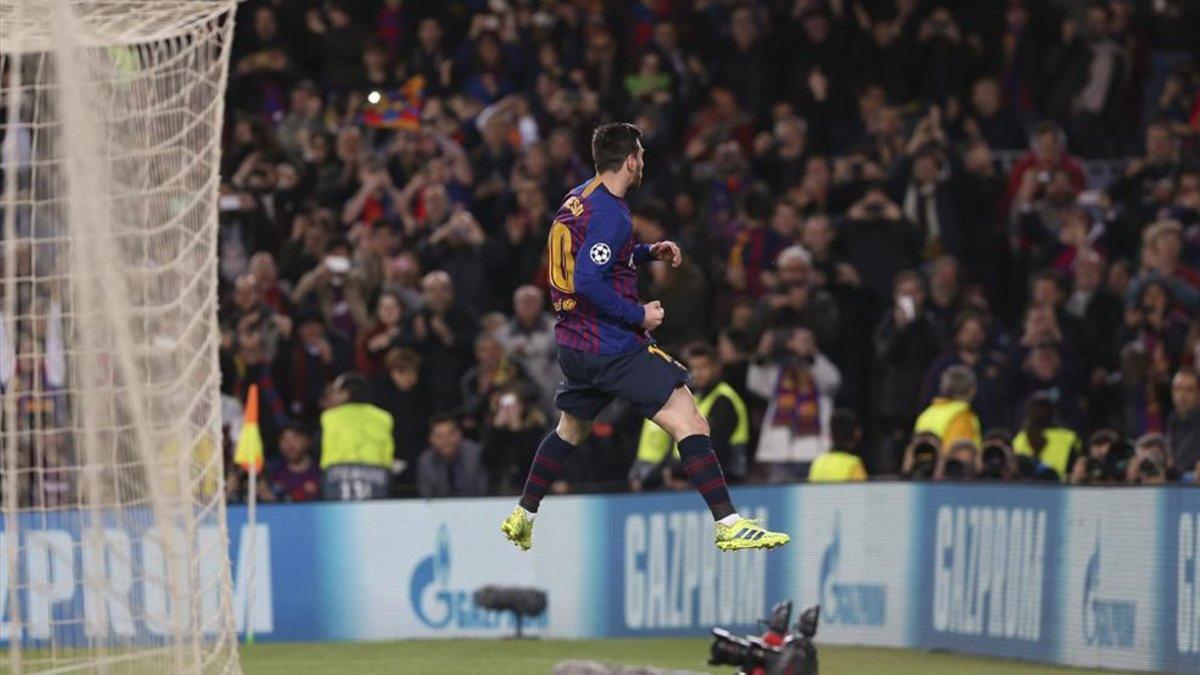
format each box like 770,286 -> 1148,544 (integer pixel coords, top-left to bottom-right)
548,221 -> 575,293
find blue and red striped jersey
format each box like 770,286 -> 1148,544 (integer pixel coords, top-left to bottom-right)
547,177 -> 654,355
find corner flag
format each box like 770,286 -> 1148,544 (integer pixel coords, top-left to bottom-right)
234,384 -> 264,472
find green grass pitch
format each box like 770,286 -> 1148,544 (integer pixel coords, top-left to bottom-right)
240,638 -> 1134,674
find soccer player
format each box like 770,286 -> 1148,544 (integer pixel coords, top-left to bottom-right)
500,123 -> 790,552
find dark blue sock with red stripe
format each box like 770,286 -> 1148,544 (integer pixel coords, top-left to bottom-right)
678,434 -> 736,521
519,432 -> 576,513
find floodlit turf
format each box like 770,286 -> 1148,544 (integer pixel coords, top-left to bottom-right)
239,638 -> 1135,674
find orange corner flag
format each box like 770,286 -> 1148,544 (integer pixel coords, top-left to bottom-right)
234,384 -> 264,473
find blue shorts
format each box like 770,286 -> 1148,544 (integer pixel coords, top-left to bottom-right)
555,343 -> 692,420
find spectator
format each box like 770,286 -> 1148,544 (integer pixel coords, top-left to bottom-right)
495,285 -> 560,414
1129,220 -> 1200,311
1005,121 -> 1086,215
355,291 -> 412,378
637,212 -> 710,350
914,365 -> 982,450
1167,369 -> 1200,474
839,185 -> 922,302
369,348 -> 428,491
460,333 -> 528,433
876,270 -> 945,458
963,77 -> 1027,151
225,272 -> 291,363
889,122 -> 971,265
808,409 -> 868,483
320,373 -> 394,500
265,426 -> 322,503
276,80 -> 324,162
632,342 -> 751,490
747,327 -> 841,482
413,270 -> 477,412
482,388 -> 549,493
416,415 -> 488,498
752,246 -> 840,352
1044,2 -> 1131,158
288,314 -> 351,422
1065,250 -> 1123,367
922,311 -> 1009,430
291,238 -> 370,340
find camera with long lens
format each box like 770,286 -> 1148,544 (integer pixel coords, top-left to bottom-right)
709,602 -> 820,675
978,443 -> 1009,480
909,441 -> 938,479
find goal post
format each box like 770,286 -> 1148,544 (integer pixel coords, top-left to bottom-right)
1,1 -> 240,673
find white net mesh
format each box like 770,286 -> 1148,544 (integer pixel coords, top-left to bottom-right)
1,1 -> 240,673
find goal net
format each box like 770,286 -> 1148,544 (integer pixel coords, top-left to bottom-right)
1,1 -> 240,673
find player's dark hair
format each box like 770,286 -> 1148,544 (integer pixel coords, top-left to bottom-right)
591,122 -> 642,174
830,409 -> 860,451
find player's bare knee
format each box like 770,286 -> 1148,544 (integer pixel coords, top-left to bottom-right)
556,413 -> 591,445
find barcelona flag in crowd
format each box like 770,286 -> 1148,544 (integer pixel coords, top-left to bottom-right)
359,75 -> 424,131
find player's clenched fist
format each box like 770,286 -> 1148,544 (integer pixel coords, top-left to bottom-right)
642,300 -> 665,330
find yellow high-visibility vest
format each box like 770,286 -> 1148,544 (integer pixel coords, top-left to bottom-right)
1013,428 -> 1078,479
809,451 -> 867,482
320,403 -> 394,469
914,398 -> 981,448
636,382 -> 749,463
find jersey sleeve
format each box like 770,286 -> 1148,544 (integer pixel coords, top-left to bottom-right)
574,206 -> 645,327
632,243 -> 654,265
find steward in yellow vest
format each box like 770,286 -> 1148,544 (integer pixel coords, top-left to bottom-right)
1012,396 -> 1079,481
320,374 -> 394,500
1013,428 -> 1078,479
634,382 -> 749,478
631,344 -> 749,487
809,409 -> 868,482
913,365 -> 981,449
321,401 -> 395,469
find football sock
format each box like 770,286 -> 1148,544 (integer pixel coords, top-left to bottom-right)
522,507 -> 537,522
717,513 -> 741,527
678,434 -> 736,521
518,432 -> 576,513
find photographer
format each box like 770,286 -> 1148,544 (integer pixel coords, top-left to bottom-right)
1069,429 -> 1128,484
901,432 -> 941,480
747,327 -> 841,482
935,440 -> 979,481
977,430 -> 1017,481
1127,433 -> 1172,485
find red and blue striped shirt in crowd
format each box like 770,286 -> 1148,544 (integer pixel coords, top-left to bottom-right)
547,176 -> 654,355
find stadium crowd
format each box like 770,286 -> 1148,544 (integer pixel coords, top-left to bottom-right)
7,0 -> 1199,505
215,0 -> 1200,500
